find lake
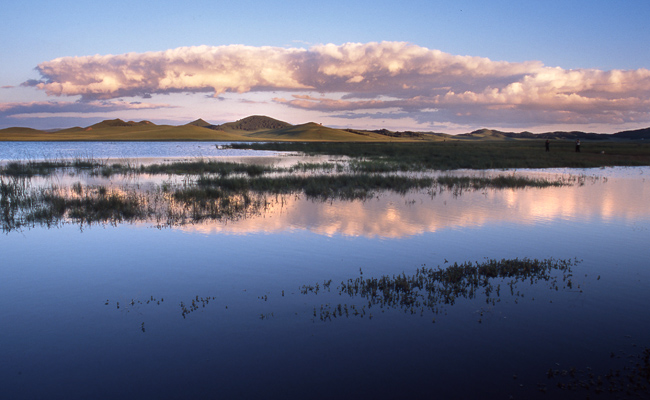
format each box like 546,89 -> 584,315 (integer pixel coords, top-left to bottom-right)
0,141 -> 278,161
1,142 -> 649,399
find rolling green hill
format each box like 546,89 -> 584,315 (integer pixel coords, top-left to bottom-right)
457,129 -> 511,140
2,115 -> 650,142
0,123 -> 251,141
246,122 -> 412,141
0,127 -> 45,135
185,118 -> 214,128
214,115 -> 292,133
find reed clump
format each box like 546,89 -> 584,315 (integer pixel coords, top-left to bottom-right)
140,160 -> 272,177
303,257 -> 579,321
0,159 -> 274,178
1,180 -> 149,231
435,175 -> 567,190
1,177 -> 32,231
170,187 -> 264,223
1,160 -> 73,177
196,174 -> 436,200
25,187 -> 145,226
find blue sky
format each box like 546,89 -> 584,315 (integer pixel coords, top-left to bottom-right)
2,0 -> 650,133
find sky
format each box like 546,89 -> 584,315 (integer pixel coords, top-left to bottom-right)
2,0 -> 650,134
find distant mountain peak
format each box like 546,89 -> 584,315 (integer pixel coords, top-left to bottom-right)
89,119 -> 155,128
186,118 -> 213,127
217,115 -> 292,131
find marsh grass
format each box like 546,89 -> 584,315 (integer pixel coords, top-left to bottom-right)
2,160 -> 73,177
3,140 -> 649,179
157,257 -> 577,322
287,162 -> 343,173
229,141 -> 650,170
0,159 -> 275,178
303,257 -> 578,321
1,180 -> 149,231
1,177 -> 32,231
0,157 -> 104,177
27,187 -> 144,226
435,174 -> 567,190
195,173 -> 567,200
196,174 -> 436,200
1,170 -> 571,232
170,186 -> 266,223
0,145 -> 574,233
140,160 -> 272,177
166,172 -> 562,222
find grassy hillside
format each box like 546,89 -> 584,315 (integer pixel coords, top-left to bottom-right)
456,129 -> 511,140
215,115 -> 292,133
0,124 -> 252,141
0,127 -> 45,135
186,119 -> 213,128
2,115 -> 650,142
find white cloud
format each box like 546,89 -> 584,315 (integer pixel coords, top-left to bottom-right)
30,42 -> 650,127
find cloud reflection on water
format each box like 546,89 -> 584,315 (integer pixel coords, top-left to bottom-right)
176,173 -> 648,238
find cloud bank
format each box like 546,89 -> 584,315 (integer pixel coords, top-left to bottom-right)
31,42 -> 650,128
0,100 -> 171,117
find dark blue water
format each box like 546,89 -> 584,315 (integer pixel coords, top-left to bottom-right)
0,148 -> 648,399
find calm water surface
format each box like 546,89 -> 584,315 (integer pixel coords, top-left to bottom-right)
0,141 -> 277,161
0,142 -> 649,399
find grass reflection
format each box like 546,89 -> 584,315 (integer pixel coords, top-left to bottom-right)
0,169 -> 572,233
304,257 -> 578,322
108,257 -> 578,324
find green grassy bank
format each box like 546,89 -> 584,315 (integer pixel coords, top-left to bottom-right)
230,140 -> 650,170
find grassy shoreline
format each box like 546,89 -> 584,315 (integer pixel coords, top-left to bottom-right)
2,140 -> 650,176
229,141 -> 650,170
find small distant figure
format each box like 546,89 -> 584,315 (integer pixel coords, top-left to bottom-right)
575,139 -> 581,152
545,139 -> 550,152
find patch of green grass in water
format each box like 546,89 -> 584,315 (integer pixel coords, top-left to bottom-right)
196,174 -> 436,200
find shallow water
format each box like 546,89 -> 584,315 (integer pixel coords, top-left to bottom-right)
0,141 -> 277,161
0,143 -> 649,399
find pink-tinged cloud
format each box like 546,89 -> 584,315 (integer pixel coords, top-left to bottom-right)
35,45 -> 311,100
31,42 -> 650,127
0,100 -> 173,116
